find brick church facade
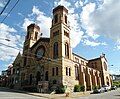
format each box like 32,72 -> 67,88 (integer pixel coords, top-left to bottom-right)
12,5 -> 112,92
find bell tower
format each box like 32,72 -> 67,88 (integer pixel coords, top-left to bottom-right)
22,24 -> 40,67
23,24 -> 40,52
50,5 -> 72,59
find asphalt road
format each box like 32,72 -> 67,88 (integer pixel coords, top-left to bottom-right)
0,87 -> 47,99
77,88 -> 120,99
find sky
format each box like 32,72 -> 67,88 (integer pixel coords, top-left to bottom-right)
0,0 -> 120,75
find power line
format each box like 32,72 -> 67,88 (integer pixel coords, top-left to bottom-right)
0,42 -> 21,51
0,0 -> 20,23
0,0 -> 11,16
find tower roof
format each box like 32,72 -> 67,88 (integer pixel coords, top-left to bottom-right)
53,5 -> 68,13
27,23 -> 40,30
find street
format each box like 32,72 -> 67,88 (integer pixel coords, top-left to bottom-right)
0,87 -> 120,99
0,87 -> 46,99
77,88 -> 120,99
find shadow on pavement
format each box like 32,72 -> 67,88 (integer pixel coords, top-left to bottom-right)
0,87 -> 25,94
114,95 -> 120,97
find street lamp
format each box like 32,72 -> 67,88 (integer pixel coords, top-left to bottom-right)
0,38 -> 10,42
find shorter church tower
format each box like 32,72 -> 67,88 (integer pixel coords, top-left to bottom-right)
23,24 -> 40,67
24,24 -> 40,50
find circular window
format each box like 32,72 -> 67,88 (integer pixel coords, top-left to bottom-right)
36,46 -> 45,59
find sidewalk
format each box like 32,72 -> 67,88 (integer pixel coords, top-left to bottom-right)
9,88 -> 91,99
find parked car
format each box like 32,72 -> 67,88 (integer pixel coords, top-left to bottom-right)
102,85 -> 111,92
93,87 -> 105,93
111,86 -> 117,90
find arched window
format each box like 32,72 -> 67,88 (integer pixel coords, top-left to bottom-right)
36,71 -> 40,85
104,62 -> 107,71
75,65 -> 79,80
65,42 -> 69,58
54,14 -> 58,23
65,15 -> 67,24
53,42 -> 58,59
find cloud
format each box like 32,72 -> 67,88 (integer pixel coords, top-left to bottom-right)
80,0 -> 120,47
75,0 -> 84,8
22,18 -> 34,31
115,40 -> 120,50
32,6 -> 52,37
18,12 -> 24,17
80,3 -> 100,39
0,23 -> 22,61
22,6 -> 52,37
0,0 -> 6,8
82,39 -> 107,46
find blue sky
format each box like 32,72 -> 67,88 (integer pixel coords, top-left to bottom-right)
0,0 -> 120,74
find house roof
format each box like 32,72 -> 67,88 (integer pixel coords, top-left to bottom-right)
72,53 -> 88,61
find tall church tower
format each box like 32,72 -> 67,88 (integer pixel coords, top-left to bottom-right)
50,5 -> 72,59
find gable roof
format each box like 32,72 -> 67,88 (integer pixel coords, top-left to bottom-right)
13,52 -> 22,65
31,37 -> 50,50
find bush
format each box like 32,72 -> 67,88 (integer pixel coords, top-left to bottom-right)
92,86 -> 98,90
56,85 -> 66,94
74,85 -> 80,92
113,81 -> 120,87
80,85 -> 85,92
9,84 -> 14,89
74,85 -> 85,92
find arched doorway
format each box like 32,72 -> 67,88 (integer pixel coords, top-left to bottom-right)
45,71 -> 48,81
36,71 -> 40,85
29,74 -> 32,85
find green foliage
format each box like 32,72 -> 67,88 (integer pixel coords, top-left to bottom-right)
113,81 -> 120,87
9,84 -> 14,89
56,85 -> 66,94
80,85 -> 85,92
74,85 -> 85,92
92,86 -> 98,90
74,85 -> 80,92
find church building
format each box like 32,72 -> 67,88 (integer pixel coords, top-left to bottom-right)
13,5 -> 112,92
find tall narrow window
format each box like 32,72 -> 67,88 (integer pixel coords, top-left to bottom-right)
52,68 -> 55,76
104,62 -> 107,71
65,15 -> 67,24
69,68 -> 71,76
75,66 -> 79,80
56,67 -> 58,75
26,31 -> 29,39
65,42 -> 69,58
54,14 -> 58,23
35,32 -> 38,40
53,42 -> 58,59
66,67 -> 68,76
24,57 -> 27,66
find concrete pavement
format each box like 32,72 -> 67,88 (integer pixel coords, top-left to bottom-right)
0,87 -> 91,99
